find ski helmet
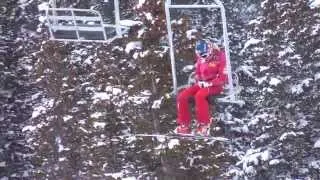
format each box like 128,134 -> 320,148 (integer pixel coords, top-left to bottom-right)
195,39 -> 214,61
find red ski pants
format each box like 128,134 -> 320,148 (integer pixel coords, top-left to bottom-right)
177,84 -> 223,126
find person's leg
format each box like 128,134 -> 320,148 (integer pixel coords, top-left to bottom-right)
177,85 -> 200,126
195,86 -> 223,125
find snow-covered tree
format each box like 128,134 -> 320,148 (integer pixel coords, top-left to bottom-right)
2,0 -> 319,179
231,0 -> 320,178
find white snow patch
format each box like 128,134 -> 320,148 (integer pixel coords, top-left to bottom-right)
79,127 -> 89,133
31,92 -> 42,100
237,148 -> 270,175
128,90 -> 152,105
55,136 -> 64,152
31,99 -> 54,119
187,155 -> 202,167
261,0 -> 268,8
238,65 -> 254,77
122,177 -> 136,180
125,41 -> 142,54
140,50 -> 150,58
309,160 -> 320,169
133,52 -> 139,59
63,115 -> 73,122
90,112 -> 104,119
297,119 -> 309,129
93,122 -> 106,129
290,78 -> 313,94
309,0 -> 320,8
290,84 -> 304,95
186,29 -> 198,40
92,92 -> 111,102
59,157 -> 66,162
256,76 -> 267,84
22,126 -> 37,132
144,12 -> 153,21
312,24 -> 320,35
244,166 -> 256,175
128,96 -> 149,105
168,139 -> 180,149
289,54 -> 302,60
248,115 -> 262,126
281,59 -> 291,66
92,87 -> 127,107
315,73 -> 320,80
152,99 -> 162,109
156,136 -> 166,143
38,2 -> 49,11
136,0 -> 146,8
269,159 -> 281,165
278,46 -> 294,58
260,66 -> 270,72
106,86 -> 123,95
125,136 -> 137,144
0,161 -> 6,167
171,19 -> 183,25
79,120 -> 86,125
269,77 -> 281,86
260,150 -> 270,161
137,28 -> 145,38
256,133 -> 270,141
93,88 -> 122,101
87,22 -> 95,25
314,139 -> 320,148
105,172 -> 123,179
302,78 -> 313,87
96,141 -> 106,147
248,19 -> 261,25
299,168 -> 309,174
240,38 -> 261,54
84,56 -> 93,65
120,20 -> 142,27
279,131 -> 298,141
141,90 -> 152,96
38,16 -> 47,23
31,106 -> 46,119
182,65 -> 194,72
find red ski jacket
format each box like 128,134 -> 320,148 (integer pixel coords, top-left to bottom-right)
195,49 -> 227,86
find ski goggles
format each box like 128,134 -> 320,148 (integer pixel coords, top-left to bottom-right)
200,52 -> 209,58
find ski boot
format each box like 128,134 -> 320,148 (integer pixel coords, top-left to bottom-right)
174,124 -> 191,134
195,118 -> 213,136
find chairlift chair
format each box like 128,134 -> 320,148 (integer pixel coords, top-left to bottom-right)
164,0 -> 243,105
45,0 -> 128,42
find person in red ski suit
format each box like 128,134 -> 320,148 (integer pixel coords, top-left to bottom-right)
176,40 -> 227,135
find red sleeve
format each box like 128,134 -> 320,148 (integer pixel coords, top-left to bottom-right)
195,55 -> 201,81
211,50 -> 227,86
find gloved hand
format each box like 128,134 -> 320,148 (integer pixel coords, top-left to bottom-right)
198,81 -> 212,88
212,43 -> 220,50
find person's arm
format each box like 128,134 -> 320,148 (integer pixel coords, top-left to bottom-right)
211,50 -> 227,86
194,55 -> 201,82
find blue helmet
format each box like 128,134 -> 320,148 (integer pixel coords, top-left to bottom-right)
195,39 -> 211,58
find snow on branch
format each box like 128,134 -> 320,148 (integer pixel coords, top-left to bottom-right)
309,0 -> 320,8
